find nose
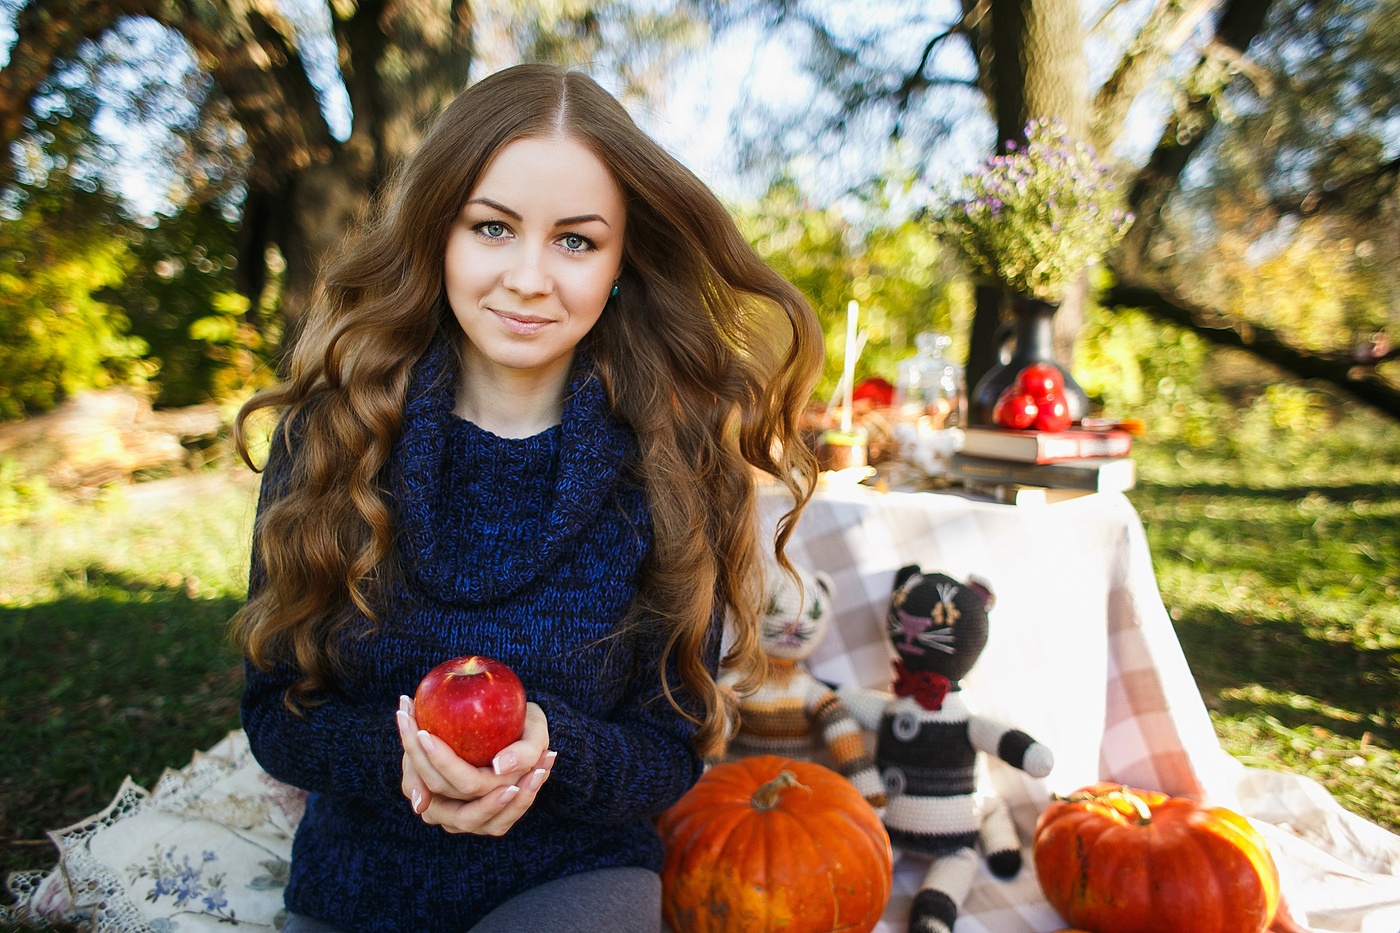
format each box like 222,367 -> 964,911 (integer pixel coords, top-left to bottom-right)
501,244 -> 552,298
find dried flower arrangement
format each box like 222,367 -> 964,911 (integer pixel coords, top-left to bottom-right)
932,118 -> 1133,303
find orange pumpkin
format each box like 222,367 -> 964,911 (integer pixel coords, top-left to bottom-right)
1033,783 -> 1281,933
657,755 -> 893,933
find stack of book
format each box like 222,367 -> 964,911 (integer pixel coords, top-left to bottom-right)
951,425 -> 1136,505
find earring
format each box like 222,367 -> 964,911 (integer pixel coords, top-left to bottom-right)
610,283 -> 620,297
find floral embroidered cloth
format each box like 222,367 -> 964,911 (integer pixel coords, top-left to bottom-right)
3,731 -> 304,932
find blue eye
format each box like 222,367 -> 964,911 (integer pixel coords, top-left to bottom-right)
561,234 -> 592,252
477,221 -> 508,239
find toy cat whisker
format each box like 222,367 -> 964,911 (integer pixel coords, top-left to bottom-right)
917,628 -> 956,653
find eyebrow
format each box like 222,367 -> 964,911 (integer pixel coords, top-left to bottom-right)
466,197 -> 611,228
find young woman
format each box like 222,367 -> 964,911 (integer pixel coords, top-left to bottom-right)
233,63 -> 823,933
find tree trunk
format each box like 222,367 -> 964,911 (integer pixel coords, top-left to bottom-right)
0,0 -> 474,342
967,0 -> 1087,396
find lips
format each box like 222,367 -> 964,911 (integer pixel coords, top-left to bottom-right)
492,308 -> 552,335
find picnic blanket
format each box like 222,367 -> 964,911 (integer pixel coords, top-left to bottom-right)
5,482 -> 1399,932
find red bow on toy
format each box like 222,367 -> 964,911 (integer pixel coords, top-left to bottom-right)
893,661 -> 952,711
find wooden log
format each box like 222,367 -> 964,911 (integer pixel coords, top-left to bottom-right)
0,389 -> 225,490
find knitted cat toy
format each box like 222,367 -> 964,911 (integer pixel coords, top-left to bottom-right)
719,559 -> 885,808
840,566 -> 1054,933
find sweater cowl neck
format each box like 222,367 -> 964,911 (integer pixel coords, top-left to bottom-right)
392,336 -> 636,606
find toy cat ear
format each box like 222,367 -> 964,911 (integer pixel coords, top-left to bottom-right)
966,574 -> 996,610
813,570 -> 835,598
893,564 -> 922,591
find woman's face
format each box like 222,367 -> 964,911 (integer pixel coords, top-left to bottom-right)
445,134 -> 626,385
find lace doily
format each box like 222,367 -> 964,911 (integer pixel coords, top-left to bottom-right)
1,730 -> 305,932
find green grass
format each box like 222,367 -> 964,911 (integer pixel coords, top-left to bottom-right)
2,403 -> 1400,929
0,474 -> 258,904
1128,404 -> 1400,832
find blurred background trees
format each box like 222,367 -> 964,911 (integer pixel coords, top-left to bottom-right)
702,0 -> 1398,417
0,0 -> 693,411
0,0 -> 1395,427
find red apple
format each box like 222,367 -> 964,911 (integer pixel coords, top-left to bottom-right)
994,388 -> 1039,429
1033,394 -> 1072,432
1017,362 -> 1064,402
413,655 -> 527,767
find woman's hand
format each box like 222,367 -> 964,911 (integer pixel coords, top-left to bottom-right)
396,695 -> 554,835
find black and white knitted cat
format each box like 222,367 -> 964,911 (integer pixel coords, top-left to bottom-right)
841,565 -> 1053,933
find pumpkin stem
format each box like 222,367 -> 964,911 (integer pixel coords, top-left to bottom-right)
752,770 -> 807,811
1066,786 -> 1153,824
1102,787 -> 1153,824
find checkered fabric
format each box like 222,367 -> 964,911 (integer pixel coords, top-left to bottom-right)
760,480 -> 1400,933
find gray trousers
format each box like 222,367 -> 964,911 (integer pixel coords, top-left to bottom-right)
280,866 -> 661,933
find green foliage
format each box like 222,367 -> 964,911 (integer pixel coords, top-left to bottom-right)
0,183 -> 280,419
739,177 -> 970,400
1161,0 -> 1400,366
0,183 -> 152,419
1074,302 -> 1219,447
0,29 -> 276,419
930,119 -> 1132,303
1077,298 -> 1400,487
0,457 -> 61,525
116,206 -> 280,406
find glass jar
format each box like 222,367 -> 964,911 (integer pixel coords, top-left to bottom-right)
892,332 -> 965,476
894,332 -> 965,431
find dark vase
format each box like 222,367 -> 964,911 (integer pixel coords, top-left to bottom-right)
969,295 -> 1090,426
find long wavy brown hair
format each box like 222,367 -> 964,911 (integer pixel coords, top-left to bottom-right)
232,63 -> 823,757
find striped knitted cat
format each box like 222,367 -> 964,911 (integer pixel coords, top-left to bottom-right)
840,566 -> 1054,933
718,559 -> 885,807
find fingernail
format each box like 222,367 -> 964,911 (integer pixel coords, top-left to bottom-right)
417,730 -> 437,755
399,695 -> 411,714
526,768 -> 548,791
500,785 -> 520,804
492,751 -> 517,775
544,750 -> 558,768
396,710 -> 410,730
411,788 -> 423,813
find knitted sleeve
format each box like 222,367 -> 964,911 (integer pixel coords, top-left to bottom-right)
529,617 -> 720,825
238,414 -> 407,805
241,664 -> 406,804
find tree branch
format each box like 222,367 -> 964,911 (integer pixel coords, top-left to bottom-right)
1270,156 -> 1400,220
894,21 -> 970,116
0,0 -> 148,188
1089,0 -> 1136,36
1090,0 -> 1221,150
1117,0 -> 1277,282
155,0 -> 334,190
1103,277 -> 1400,420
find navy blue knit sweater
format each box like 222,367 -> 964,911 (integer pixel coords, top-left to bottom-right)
241,340 -> 716,933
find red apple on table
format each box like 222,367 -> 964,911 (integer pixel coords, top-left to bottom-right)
1017,362 -> 1064,401
1033,394 -> 1072,432
413,655 -> 527,767
994,387 -> 1040,429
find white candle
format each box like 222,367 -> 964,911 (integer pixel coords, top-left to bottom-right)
841,299 -> 858,434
